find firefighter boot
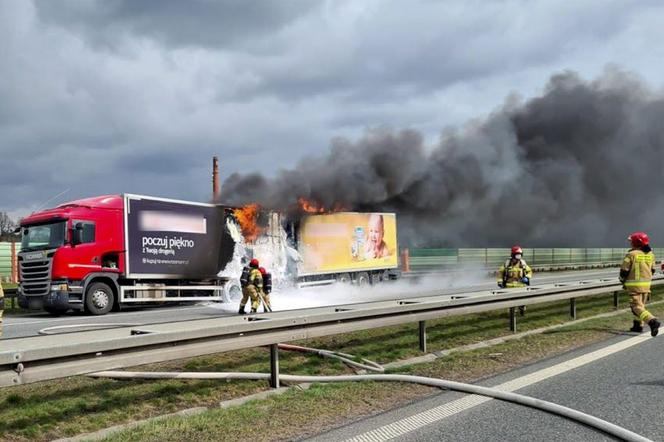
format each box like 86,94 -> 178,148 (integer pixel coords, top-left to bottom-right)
648,318 -> 660,337
238,306 -> 246,315
629,320 -> 643,333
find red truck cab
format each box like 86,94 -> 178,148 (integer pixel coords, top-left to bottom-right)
18,195 -> 125,314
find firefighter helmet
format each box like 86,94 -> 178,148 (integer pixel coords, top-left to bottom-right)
259,267 -> 267,275
628,232 -> 649,247
511,245 -> 523,255
249,258 -> 259,268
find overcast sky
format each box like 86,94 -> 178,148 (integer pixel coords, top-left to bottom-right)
2,0 -> 664,220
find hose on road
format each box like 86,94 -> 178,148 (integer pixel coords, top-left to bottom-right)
89,371 -> 651,442
89,342 -> 650,442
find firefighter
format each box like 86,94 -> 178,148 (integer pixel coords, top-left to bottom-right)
620,232 -> 660,336
497,245 -> 533,315
259,267 -> 272,312
239,258 -> 263,314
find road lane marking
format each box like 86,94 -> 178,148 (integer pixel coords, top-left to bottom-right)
2,305 -> 221,327
345,334 -> 651,442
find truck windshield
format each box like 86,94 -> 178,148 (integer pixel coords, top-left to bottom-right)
21,221 -> 66,251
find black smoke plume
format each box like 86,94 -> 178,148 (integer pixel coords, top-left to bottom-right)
221,69 -> 664,247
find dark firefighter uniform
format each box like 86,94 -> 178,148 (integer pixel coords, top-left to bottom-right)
259,267 -> 272,312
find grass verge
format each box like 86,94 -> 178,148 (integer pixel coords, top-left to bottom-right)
0,288 -> 662,441
99,302 -> 664,442
1,283 -> 20,314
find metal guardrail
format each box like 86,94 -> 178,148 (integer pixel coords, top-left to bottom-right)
404,262 -> 621,277
2,276 -> 661,387
407,247 -> 664,271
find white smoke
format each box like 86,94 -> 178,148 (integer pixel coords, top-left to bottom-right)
217,218 -> 247,279
204,266 -> 491,313
244,212 -> 300,289
217,212 -> 301,290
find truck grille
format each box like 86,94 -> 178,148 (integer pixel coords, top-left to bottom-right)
20,255 -> 53,297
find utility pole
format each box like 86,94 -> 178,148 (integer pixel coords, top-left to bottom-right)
212,156 -> 220,201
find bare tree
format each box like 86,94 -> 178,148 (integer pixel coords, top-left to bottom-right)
0,212 -> 17,242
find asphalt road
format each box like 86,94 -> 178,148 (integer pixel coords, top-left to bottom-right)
1,268 -> 620,340
307,323 -> 664,441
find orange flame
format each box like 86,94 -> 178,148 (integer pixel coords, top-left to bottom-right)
298,197 -> 325,213
297,197 -> 348,214
234,204 -> 262,243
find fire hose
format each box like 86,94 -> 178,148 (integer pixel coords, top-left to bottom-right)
39,323 -> 140,335
276,343 -> 384,372
258,291 -> 272,313
88,345 -> 651,442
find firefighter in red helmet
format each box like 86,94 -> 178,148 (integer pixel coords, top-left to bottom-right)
497,246 -> 532,315
239,258 -> 262,314
621,232 -> 660,336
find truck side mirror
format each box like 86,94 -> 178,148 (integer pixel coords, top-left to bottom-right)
72,222 -> 84,246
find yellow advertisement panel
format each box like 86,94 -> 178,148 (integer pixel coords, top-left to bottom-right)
298,212 -> 398,275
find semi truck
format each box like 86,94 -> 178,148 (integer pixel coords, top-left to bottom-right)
17,194 -> 399,315
17,194 -> 238,314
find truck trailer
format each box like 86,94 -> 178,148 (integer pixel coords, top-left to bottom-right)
17,194 -> 400,315
291,211 -> 400,286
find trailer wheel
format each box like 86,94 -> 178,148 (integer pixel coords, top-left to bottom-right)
84,282 -> 114,315
355,272 -> 370,286
336,273 -> 352,284
370,272 -> 383,285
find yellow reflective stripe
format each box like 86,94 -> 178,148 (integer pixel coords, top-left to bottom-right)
639,311 -> 651,322
624,281 -> 652,288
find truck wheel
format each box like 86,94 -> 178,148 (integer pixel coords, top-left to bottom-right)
355,272 -> 370,286
85,282 -> 114,315
223,280 -> 242,304
336,273 -> 352,284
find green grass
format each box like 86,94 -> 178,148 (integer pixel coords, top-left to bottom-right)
1,283 -> 20,313
101,300 -> 663,442
0,288 -> 662,441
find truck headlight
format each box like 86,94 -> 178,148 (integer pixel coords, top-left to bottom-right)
51,283 -> 69,292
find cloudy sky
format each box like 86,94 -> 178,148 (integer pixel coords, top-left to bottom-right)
2,0 -> 664,221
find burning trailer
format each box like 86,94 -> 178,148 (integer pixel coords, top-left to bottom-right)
232,203 -> 401,288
